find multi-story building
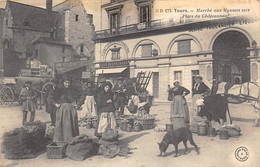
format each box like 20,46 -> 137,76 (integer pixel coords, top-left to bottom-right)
93,0 -> 260,101
0,0 -> 95,80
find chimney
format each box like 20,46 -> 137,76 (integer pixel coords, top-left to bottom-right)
46,0 -> 52,11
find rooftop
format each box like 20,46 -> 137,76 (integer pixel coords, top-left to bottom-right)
7,1 -> 59,32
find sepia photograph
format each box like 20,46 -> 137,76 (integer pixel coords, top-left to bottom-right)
0,0 -> 259,166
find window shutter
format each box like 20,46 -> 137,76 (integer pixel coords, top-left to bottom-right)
178,40 -> 191,54
141,44 -> 152,57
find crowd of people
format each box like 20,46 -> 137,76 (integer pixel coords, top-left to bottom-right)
18,75 -> 144,143
18,74 -> 211,143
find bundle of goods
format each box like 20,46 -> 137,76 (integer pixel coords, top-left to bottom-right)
98,130 -> 131,158
65,135 -> 99,161
136,115 -> 155,130
44,123 -> 55,140
2,121 -> 49,159
219,124 -> 241,138
154,125 -> 166,132
190,116 -> 208,134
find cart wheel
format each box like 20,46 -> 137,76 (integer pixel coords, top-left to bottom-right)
41,82 -> 55,106
0,86 -> 14,105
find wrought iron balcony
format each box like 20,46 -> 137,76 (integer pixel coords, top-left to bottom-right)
94,18 -> 191,41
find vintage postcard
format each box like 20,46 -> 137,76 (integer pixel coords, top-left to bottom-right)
0,0 -> 259,166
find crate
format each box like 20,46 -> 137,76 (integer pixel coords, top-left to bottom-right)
46,142 -> 68,159
138,118 -> 155,130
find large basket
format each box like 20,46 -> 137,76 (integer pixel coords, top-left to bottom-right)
137,118 -> 155,130
46,142 -> 68,159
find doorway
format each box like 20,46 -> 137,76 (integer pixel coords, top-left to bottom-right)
212,31 -> 250,83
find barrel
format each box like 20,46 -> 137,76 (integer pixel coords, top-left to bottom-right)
121,121 -> 128,131
133,124 -> 142,132
127,126 -> 132,132
219,129 -> 229,140
198,125 -> 207,136
207,127 -> 216,137
166,124 -> 173,132
171,117 -> 186,130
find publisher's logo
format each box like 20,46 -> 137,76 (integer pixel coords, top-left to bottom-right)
235,146 -> 249,162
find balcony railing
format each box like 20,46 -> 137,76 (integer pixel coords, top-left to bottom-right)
94,18 -> 193,40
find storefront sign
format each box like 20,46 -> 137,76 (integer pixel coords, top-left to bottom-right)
100,60 -> 129,68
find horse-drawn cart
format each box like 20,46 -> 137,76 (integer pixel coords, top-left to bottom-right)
0,77 -> 53,106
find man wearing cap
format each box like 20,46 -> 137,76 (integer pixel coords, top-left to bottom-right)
191,75 -> 210,123
19,81 -> 37,125
112,77 -> 128,117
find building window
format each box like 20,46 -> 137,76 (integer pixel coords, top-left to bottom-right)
110,47 -> 121,60
105,5 -> 123,31
6,19 -> 8,26
110,12 -> 119,30
174,71 -> 182,85
23,17 -> 29,26
141,43 -> 152,57
140,5 -> 150,23
75,14 -> 79,21
62,57 -> 66,62
178,40 -> 191,54
80,44 -> 84,53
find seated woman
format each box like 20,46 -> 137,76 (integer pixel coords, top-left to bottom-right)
168,80 -> 190,124
96,81 -> 117,137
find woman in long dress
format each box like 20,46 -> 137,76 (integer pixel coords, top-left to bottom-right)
78,81 -> 97,120
191,75 -> 210,123
169,80 -> 190,123
53,76 -> 80,143
96,81 -> 117,136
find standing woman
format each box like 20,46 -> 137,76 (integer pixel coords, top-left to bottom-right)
191,75 -> 210,123
78,81 -> 97,119
169,80 -> 190,124
53,76 -> 80,143
96,81 -> 117,136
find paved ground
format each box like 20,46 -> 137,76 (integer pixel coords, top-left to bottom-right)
0,102 -> 260,167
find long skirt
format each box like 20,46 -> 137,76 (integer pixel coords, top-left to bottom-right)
78,96 -> 97,120
170,95 -> 189,123
191,94 -> 203,123
53,103 -> 79,143
97,112 -> 117,134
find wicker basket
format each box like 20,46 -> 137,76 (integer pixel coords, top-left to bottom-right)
138,118 -> 155,130
46,142 -> 68,159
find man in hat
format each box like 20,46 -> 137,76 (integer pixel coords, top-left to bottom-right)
45,79 -> 58,126
112,77 -> 128,117
191,75 -> 210,123
19,81 -> 37,125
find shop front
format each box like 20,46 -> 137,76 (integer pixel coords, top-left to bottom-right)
95,60 -> 130,85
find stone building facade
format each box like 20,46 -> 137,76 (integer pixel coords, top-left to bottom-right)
93,0 -> 260,101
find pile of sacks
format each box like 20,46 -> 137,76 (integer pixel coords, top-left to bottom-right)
99,130 -> 130,158
1,121 -> 50,159
219,124 -> 241,138
65,135 -> 99,161
190,116 -> 208,133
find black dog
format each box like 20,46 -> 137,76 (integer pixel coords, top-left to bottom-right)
158,127 -> 199,157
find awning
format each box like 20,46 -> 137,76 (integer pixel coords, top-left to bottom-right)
56,65 -> 86,74
96,67 -> 127,75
